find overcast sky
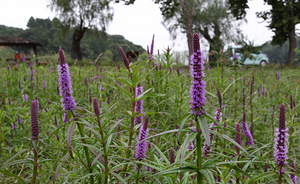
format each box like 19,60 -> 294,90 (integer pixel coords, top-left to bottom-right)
0,0 -> 288,54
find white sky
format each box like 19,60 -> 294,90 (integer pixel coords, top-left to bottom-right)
0,0 -> 290,54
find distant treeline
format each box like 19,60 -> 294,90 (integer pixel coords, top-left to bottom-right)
261,37 -> 300,64
0,17 -> 145,62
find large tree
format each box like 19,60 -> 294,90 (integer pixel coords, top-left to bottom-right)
193,0 -> 242,62
50,0 -> 113,60
228,0 -> 300,65
158,0 -> 242,61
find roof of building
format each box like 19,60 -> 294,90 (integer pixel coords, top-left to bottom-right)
0,37 -> 43,47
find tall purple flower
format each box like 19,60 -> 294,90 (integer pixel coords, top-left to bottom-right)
22,54 -> 25,62
170,148 -> 175,164
119,47 -> 130,69
190,33 -> 206,116
93,98 -> 101,118
35,97 -> 39,114
134,83 -> 143,125
31,100 -> 39,140
92,75 -> 98,82
12,122 -> 16,130
241,113 -> 254,145
58,47 -> 76,112
148,35 -> 155,60
274,104 -> 289,168
30,70 -> 33,81
23,91 -> 27,102
233,49 -> 237,61
136,117 -> 149,160
17,115 -> 21,124
43,79 -> 46,89
277,69 -> 280,81
289,163 -> 297,184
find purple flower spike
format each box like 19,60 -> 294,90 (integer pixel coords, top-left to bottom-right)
12,122 -> 16,130
147,35 -> 155,60
43,79 -> 46,89
93,98 -> 100,117
136,117 -> 149,160
54,115 -> 58,127
30,70 -> 33,81
100,85 -> 104,91
274,104 -> 289,167
150,35 -> 155,56
188,142 -> 194,151
233,49 -> 237,61
290,95 -> 293,109
134,83 -> 144,125
92,75 -> 98,82
241,113 -> 254,145
189,33 -> 206,116
58,47 -> 76,112
23,92 -> 27,102
170,148 -> 175,164
35,97 -> 39,114
289,163 -> 297,184
277,69 -> 280,81
31,100 -> 39,140
63,112 -> 68,123
119,47 -> 130,69
17,115 -> 21,124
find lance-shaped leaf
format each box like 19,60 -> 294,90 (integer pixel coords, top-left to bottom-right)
67,122 -> 75,159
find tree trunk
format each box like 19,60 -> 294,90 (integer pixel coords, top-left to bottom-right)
287,3 -> 296,66
182,0 -> 193,58
72,27 -> 87,61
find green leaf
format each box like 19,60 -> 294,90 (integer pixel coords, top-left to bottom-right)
154,167 -> 197,176
0,170 -> 26,184
177,113 -> 193,141
67,122 -> 75,159
214,132 -> 251,158
111,78 -> 133,100
179,132 -> 197,167
136,66 -> 156,84
136,88 -> 152,101
198,116 -> 210,145
1,149 -> 31,168
111,172 -> 126,184
201,169 -> 215,184
248,172 -> 276,184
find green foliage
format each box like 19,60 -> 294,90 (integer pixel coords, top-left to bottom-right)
261,37 -> 300,64
0,17 -> 145,62
0,48 -> 300,183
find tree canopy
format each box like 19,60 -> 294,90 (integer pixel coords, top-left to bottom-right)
228,0 -> 300,65
50,0 -> 114,60
0,17 -> 145,62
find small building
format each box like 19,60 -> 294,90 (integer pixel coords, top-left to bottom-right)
0,37 -> 43,57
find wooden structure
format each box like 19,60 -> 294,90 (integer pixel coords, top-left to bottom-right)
0,37 -> 43,57
126,51 -> 139,61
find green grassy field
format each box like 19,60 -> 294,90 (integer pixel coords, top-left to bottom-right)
0,51 -> 299,183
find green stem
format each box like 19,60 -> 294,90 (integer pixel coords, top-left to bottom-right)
76,123 -> 94,184
97,117 -> 108,184
31,142 -> 38,184
278,167 -> 282,184
196,118 -> 203,184
136,164 -> 141,184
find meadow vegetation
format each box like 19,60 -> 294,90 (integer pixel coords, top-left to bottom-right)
0,42 -> 299,183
